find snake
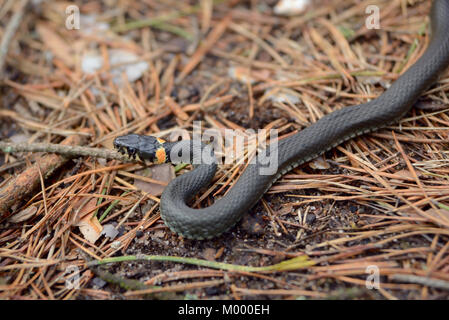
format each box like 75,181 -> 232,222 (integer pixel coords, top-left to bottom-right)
114,0 -> 449,240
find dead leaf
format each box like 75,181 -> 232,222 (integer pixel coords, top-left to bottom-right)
202,248 -> 216,261
134,164 -> 175,196
73,198 -> 103,243
76,214 -> 103,244
309,156 -> 330,170
9,206 -> 37,223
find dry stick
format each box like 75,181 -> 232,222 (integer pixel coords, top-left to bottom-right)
391,274 -> 449,290
0,0 -> 29,79
0,142 -> 129,162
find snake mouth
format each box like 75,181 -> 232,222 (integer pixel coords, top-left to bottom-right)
116,146 -> 126,155
113,136 -> 139,160
116,146 -> 144,162
114,143 -> 135,158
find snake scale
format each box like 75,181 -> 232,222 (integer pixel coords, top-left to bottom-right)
114,0 -> 449,239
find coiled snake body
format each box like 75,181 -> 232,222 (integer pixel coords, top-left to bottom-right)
114,0 -> 449,239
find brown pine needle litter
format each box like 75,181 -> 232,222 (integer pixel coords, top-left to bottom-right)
0,0 -> 449,300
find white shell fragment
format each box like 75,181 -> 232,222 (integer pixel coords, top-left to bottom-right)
109,49 -> 149,84
274,0 -> 310,15
81,49 -> 149,86
265,88 -> 300,104
81,51 -> 103,74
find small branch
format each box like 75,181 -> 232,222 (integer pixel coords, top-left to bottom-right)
0,0 -> 29,79
391,274 -> 449,290
0,141 -> 129,161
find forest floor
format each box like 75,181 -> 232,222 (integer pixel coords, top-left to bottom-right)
0,0 -> 448,300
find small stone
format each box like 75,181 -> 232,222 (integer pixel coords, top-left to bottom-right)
136,230 -> 144,238
101,224 -> 119,240
305,213 -> 316,225
205,286 -> 220,295
91,277 -> 107,289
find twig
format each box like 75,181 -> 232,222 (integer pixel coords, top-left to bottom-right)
0,0 -> 29,79
391,274 -> 449,290
0,141 -> 129,161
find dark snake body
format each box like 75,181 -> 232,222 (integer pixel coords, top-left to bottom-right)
115,0 -> 449,239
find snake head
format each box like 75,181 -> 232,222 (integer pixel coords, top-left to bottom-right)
113,134 -> 167,163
